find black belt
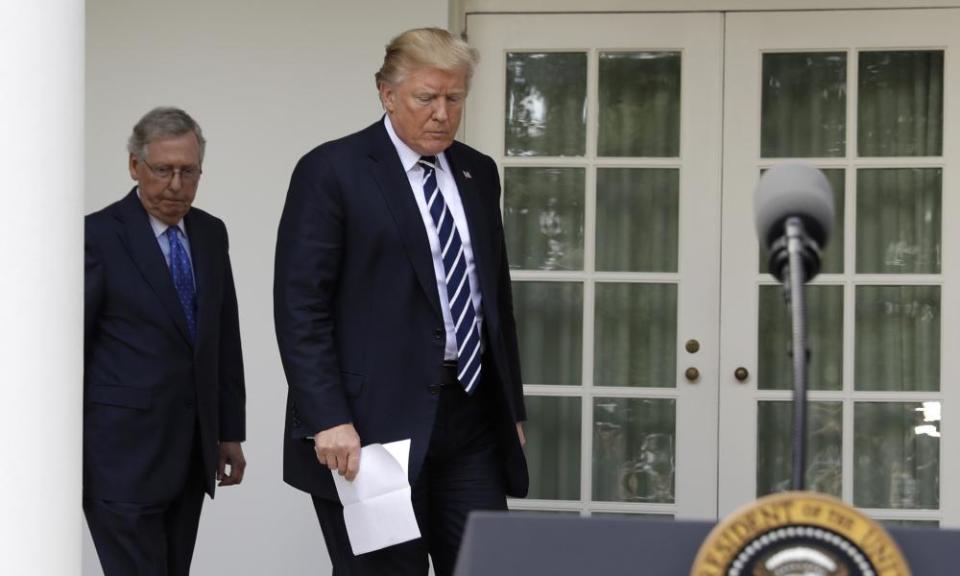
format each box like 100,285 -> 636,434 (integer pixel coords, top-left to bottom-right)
429,361 -> 460,394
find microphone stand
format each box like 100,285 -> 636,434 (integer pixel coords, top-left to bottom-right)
768,216 -> 820,491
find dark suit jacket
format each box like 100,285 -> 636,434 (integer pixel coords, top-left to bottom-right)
84,190 -> 246,503
275,120 -> 528,501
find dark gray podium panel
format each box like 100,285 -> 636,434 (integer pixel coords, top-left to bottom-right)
455,513 -> 712,575
454,512 -> 960,575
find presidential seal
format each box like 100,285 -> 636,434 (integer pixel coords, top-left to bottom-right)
690,492 -> 910,576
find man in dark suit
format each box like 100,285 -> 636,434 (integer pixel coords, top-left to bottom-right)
274,27 -> 528,576
84,107 -> 247,575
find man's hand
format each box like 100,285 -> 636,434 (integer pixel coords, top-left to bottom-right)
218,442 -> 246,487
314,423 -> 361,481
516,422 -> 526,448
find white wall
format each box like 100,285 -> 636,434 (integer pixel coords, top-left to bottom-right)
461,0 -> 960,14
85,1 -> 447,574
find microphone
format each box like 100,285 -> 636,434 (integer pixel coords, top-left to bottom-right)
754,163 -> 835,281
753,162 -> 835,491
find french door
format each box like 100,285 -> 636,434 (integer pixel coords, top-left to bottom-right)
719,9 -> 960,526
465,8 -> 960,526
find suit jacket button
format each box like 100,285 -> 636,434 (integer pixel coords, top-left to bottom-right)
434,328 -> 444,340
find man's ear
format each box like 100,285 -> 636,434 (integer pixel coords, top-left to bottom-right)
128,154 -> 140,181
379,82 -> 395,114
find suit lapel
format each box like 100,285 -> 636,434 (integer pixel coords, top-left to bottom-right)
116,190 -> 193,346
445,146 -> 496,303
366,123 -> 443,320
184,211 -> 217,355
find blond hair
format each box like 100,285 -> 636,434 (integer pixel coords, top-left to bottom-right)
375,27 -> 479,89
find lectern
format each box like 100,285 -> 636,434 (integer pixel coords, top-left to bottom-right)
454,512 -> 960,575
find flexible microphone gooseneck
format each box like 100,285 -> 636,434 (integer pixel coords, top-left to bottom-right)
754,163 -> 835,491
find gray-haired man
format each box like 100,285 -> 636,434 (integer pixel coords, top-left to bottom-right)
84,107 -> 247,575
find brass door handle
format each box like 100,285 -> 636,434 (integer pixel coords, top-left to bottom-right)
734,367 -> 749,382
685,367 -> 700,382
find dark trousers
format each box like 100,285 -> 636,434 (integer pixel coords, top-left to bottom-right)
312,370 -> 508,576
84,441 -> 206,576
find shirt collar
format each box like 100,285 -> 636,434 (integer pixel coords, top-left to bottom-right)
136,186 -> 187,239
383,115 -> 448,175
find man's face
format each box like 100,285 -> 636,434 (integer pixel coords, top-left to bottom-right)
380,66 -> 468,156
129,132 -> 202,225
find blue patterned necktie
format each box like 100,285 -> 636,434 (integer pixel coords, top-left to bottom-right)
165,226 -> 197,344
419,156 -> 483,394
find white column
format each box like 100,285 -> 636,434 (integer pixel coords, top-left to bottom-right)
0,1 -> 84,574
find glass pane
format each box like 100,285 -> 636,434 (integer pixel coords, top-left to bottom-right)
758,169 -> 845,274
525,396 -> 582,500
858,51 -> 944,157
855,286 -> 940,392
594,283 -> 677,388
856,168 -> 941,274
757,401 -> 842,497
598,52 -> 680,157
854,402 -> 940,509
593,398 -> 675,503
513,282 -> 583,386
505,52 -> 587,157
758,285 -> 843,391
597,168 -> 678,272
504,167 -> 585,271
761,52 -> 846,158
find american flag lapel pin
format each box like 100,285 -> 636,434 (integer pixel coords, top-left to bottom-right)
462,170 -> 472,179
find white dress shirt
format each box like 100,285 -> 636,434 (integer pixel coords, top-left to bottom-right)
384,115 -> 484,361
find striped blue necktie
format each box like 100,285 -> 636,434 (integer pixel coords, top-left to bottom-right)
419,156 -> 483,394
165,226 -> 197,344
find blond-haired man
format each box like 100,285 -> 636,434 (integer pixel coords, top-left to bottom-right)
275,28 -> 527,575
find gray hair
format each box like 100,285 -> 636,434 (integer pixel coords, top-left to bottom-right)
127,107 -> 206,163
375,28 -> 479,90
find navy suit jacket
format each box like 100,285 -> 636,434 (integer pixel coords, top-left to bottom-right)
84,190 -> 246,503
275,120 -> 528,501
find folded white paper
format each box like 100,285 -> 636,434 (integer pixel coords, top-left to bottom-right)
331,439 -> 421,555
